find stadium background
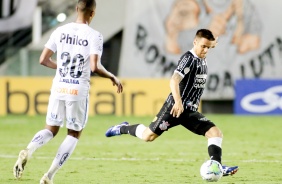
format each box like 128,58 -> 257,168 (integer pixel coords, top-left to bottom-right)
1,1 -> 282,183
0,0 -> 281,115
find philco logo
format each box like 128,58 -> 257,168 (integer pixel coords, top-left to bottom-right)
60,33 -> 88,46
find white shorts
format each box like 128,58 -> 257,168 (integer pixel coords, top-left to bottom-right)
46,95 -> 89,131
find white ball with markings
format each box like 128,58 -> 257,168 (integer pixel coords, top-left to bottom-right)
200,160 -> 223,182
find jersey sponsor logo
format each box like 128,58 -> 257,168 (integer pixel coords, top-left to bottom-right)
194,74 -> 207,89
56,87 -> 78,95
194,83 -> 205,89
60,33 -> 88,46
196,74 -> 207,79
241,85 -> 282,113
59,78 -> 80,84
159,120 -> 170,130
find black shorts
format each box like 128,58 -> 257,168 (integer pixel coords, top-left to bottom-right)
149,101 -> 215,136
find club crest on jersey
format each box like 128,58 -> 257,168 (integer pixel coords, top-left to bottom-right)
60,33 -> 88,46
184,67 -> 190,74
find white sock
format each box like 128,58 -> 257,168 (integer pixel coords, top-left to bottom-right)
47,135 -> 78,180
208,137 -> 222,148
26,129 -> 53,158
135,124 -> 146,139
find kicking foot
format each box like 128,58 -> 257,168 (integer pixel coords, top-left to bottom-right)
13,149 -> 28,179
222,165 -> 239,176
105,122 -> 129,137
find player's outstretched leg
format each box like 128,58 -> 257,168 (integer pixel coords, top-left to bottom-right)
13,149 -> 29,179
222,165 -> 239,176
40,173 -> 53,184
105,122 -> 129,137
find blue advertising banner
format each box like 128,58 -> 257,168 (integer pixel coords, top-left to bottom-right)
235,80 -> 282,115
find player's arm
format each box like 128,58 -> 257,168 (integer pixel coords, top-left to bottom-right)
90,54 -> 113,78
90,54 -> 123,93
170,72 -> 184,118
39,48 -> 57,69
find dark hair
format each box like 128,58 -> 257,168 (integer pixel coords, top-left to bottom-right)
195,29 -> 215,41
77,0 -> 96,12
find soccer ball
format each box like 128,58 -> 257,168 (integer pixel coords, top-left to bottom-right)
200,160 -> 223,182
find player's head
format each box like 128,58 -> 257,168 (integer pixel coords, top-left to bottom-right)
76,0 -> 96,24
193,29 -> 216,58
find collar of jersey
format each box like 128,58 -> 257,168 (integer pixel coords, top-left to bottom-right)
189,49 -> 206,61
190,49 -> 199,58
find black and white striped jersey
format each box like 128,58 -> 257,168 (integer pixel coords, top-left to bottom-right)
167,49 -> 208,112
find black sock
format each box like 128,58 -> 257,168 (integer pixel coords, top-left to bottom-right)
208,144 -> 222,164
120,124 -> 140,136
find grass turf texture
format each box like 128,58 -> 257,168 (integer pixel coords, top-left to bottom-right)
1,115 -> 282,184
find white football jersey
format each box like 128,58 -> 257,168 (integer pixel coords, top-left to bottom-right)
45,22 -> 103,101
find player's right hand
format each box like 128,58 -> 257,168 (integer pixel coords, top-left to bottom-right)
111,76 -> 123,93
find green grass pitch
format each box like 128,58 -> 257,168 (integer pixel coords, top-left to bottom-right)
1,115 -> 282,184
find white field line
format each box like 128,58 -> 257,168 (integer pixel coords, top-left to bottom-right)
1,154 -> 282,163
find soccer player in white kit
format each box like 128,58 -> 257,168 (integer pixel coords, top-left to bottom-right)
13,1 -> 123,183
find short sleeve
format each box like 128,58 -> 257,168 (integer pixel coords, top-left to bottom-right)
174,54 -> 193,77
44,30 -> 57,53
90,32 -> 103,57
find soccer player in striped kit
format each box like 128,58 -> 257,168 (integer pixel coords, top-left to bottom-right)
106,29 -> 238,177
